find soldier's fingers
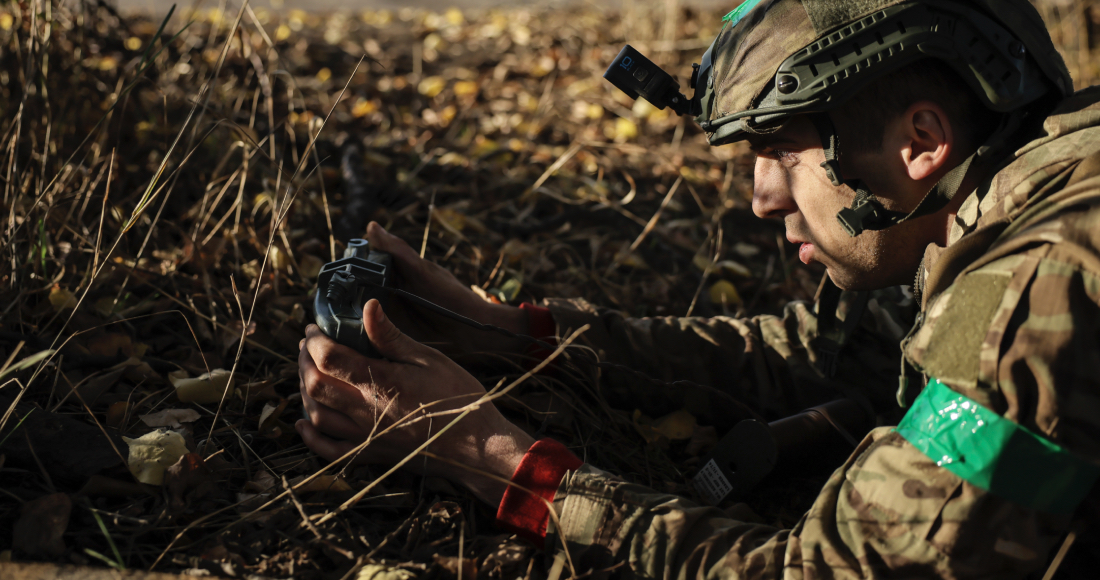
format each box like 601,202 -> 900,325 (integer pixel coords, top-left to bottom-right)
366,221 -> 422,273
303,324 -> 400,387
363,300 -> 433,367
294,420 -> 359,463
299,346 -> 383,413
301,392 -> 368,441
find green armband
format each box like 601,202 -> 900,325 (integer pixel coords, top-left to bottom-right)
896,378 -> 1100,515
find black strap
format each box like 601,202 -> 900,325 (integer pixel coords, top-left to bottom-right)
815,277 -> 870,379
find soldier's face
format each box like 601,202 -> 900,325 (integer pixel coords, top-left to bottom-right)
747,115 -> 937,291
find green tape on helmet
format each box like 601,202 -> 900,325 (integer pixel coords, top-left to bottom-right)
896,378 -> 1100,515
722,0 -> 767,26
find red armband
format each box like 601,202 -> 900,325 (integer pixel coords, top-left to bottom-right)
519,303 -> 557,363
495,438 -> 582,547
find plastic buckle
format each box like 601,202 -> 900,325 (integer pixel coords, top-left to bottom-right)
836,198 -> 879,237
819,159 -> 844,186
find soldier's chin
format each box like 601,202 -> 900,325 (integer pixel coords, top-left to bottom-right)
826,267 -> 881,292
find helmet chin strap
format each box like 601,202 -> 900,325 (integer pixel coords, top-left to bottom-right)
807,112 -> 1017,238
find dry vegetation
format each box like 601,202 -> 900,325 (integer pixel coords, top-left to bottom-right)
1,0 -> 1098,577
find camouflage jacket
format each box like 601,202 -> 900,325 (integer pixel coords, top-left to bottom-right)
537,88 -> 1100,578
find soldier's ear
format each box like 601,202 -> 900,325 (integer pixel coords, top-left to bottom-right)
896,100 -> 953,183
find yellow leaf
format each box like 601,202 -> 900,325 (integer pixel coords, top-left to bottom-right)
97,56 -> 118,71
122,430 -> 189,485
275,24 -> 291,42
432,207 -> 467,233
715,260 -> 752,278
268,245 -> 289,271
605,118 -> 637,142
418,76 -> 446,98
437,151 -> 468,166
692,253 -> 712,272
453,80 -> 479,98
500,239 -> 535,265
125,37 -> 142,51
652,410 -> 697,440
631,99 -> 656,118
352,98 -> 378,117
48,285 -> 78,311
0,13 -> 13,31
443,7 -> 464,26
679,165 -> 707,184
708,280 -> 743,306
439,105 -> 457,126
169,369 -> 236,404
471,137 -> 499,157
316,67 -> 332,83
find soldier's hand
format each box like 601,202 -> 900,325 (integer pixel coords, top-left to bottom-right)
364,221 -> 530,357
296,298 -> 533,507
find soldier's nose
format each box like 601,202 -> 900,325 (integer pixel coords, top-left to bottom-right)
752,158 -> 797,219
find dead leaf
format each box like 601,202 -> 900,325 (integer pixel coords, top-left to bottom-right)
258,398 -> 289,438
243,470 -> 278,493
165,452 -> 221,511
48,285 -> 78,311
86,332 -> 133,358
709,280 -> 743,307
357,564 -> 416,580
13,493 -> 72,558
106,401 -> 129,428
122,429 -> 189,485
652,409 -> 697,441
289,474 -> 353,493
139,408 -> 201,428
169,369 -> 235,404
434,554 -> 478,580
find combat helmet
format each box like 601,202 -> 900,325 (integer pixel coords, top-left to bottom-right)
605,0 -> 1072,236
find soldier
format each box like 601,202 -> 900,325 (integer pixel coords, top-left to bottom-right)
298,0 -> 1100,576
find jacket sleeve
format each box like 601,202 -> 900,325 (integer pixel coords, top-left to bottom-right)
543,287 -> 913,423
541,242 -> 1100,580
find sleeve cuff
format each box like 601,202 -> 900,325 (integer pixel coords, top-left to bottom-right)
519,303 -> 557,363
495,438 -> 583,548
520,303 -> 555,339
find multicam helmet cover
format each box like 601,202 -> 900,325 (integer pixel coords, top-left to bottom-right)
680,0 -> 1073,236
697,0 -> 1072,146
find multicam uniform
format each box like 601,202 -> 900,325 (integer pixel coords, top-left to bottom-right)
529,84 -> 1100,580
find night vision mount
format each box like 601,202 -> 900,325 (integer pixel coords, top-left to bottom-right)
604,45 -> 703,117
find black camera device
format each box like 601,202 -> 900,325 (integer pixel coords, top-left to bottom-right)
314,239 -> 393,358
603,45 -> 700,117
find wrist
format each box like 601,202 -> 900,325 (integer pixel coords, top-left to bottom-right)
475,303 -> 530,354
458,419 -> 535,507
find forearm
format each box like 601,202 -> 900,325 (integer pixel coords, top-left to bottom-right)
542,429 -> 1067,580
543,292 -> 908,422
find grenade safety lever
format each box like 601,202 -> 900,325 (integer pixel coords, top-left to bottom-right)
314,239 -> 393,358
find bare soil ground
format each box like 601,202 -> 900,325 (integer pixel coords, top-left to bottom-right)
1,0 -> 1098,578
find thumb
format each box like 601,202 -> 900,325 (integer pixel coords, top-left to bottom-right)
366,221 -> 419,263
363,298 -> 423,362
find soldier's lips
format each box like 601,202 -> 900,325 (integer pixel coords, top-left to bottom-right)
787,233 -> 815,264
797,242 -> 815,265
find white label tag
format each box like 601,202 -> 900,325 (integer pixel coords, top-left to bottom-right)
694,458 -> 733,505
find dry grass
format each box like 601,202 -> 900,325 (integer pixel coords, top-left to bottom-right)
0,0 -> 1097,577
